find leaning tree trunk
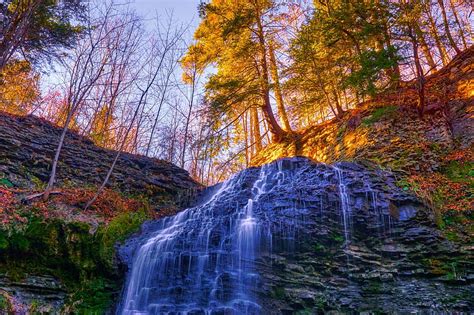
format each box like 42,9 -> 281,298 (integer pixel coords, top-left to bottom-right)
411,29 -> 426,118
448,0 -> 468,49
254,2 -> 286,142
414,21 -> 437,72
426,9 -> 450,66
438,0 -> 461,54
250,106 -> 263,156
268,42 -> 292,132
43,104 -> 77,200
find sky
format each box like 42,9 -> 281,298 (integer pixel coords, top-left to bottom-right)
132,0 -> 200,28
41,0 -> 201,92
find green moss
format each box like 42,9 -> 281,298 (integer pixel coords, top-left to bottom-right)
0,208 -> 151,313
314,243 -> 326,252
331,232 -> 344,244
271,286 -> 286,300
97,209 -> 149,269
67,277 -> 117,314
441,161 -> 474,184
316,296 -> 327,308
0,295 -> 8,311
362,105 -> 398,126
30,175 -> 46,190
9,233 -> 30,252
442,212 -> 464,227
444,231 -> 460,242
0,178 -> 13,188
0,232 -> 8,250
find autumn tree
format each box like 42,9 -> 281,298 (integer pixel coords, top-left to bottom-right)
183,0 -> 292,143
43,1 -> 129,200
0,59 -> 39,114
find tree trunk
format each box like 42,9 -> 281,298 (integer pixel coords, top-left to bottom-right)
0,1 -> 40,71
85,52 -> 163,209
437,0 -> 461,54
332,89 -> 344,117
254,2 -> 286,142
250,106 -> 262,155
43,105 -> 76,200
242,112 -> 249,167
426,8 -> 450,66
414,21 -> 437,72
411,29 -> 426,118
145,71 -> 172,156
380,29 -> 401,84
180,72 -> 196,169
268,41 -> 292,132
449,0 -> 468,49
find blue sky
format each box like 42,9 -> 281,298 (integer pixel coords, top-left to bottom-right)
133,0 -> 200,26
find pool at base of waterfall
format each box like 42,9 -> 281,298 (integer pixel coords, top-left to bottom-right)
117,157 -> 473,314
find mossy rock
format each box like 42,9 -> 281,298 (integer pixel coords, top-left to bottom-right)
0,209 -> 151,313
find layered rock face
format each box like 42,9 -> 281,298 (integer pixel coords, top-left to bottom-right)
0,112 -> 202,313
119,157 -> 473,314
0,113 -> 200,206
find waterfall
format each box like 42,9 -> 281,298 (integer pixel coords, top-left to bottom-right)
118,157 -> 402,314
333,166 -> 351,244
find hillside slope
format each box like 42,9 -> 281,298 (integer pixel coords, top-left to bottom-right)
254,46 -> 473,239
0,113 -> 200,205
254,46 -> 473,168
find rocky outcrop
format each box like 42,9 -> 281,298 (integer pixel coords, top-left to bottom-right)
0,112 -> 201,206
0,275 -> 66,313
0,112 -> 203,313
118,157 -> 473,313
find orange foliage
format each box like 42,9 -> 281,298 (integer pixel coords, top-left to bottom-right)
0,188 -> 27,227
405,173 -> 472,213
444,148 -> 473,163
0,187 -> 153,230
0,60 -> 39,115
55,188 -> 147,220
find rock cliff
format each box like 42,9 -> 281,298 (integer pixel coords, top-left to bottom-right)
0,112 -> 201,313
118,157 -> 473,313
0,112 -> 200,206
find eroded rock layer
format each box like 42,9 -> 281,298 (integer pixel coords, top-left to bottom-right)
0,112 -> 200,206
119,157 -> 473,314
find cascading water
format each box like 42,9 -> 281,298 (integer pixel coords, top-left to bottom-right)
118,157 -> 469,314
333,166 -> 351,244
120,164 -> 277,314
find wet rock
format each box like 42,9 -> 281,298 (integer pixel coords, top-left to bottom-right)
0,275 -> 66,313
118,157 -> 473,313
